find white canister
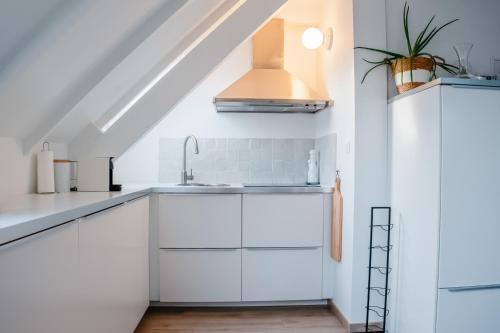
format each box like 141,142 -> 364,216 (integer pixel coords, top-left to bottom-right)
54,160 -> 72,193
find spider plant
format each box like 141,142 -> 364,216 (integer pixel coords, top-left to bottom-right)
356,2 -> 459,83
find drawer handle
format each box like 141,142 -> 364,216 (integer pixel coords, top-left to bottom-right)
244,247 -> 320,250
447,284 -> 500,292
161,248 -> 239,251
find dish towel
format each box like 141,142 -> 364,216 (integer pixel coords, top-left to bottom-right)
331,171 -> 343,261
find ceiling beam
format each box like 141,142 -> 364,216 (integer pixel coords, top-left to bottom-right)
69,0 -> 287,159
19,0 -> 187,153
47,0 -> 226,144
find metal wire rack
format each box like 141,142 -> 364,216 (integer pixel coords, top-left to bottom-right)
365,207 -> 392,333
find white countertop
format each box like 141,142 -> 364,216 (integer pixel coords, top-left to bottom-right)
0,184 -> 332,246
0,186 -> 151,246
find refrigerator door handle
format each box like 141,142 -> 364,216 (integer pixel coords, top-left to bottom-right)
447,284 -> 500,292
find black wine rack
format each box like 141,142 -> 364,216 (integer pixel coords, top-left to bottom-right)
365,207 -> 392,333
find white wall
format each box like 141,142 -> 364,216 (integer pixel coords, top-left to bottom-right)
0,138 -> 36,200
316,0 -> 388,325
315,0 -> 356,322
387,0 -> 500,76
351,0 -> 389,324
115,25 -> 323,184
0,138 -> 67,200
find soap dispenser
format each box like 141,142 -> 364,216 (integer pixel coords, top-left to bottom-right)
307,149 -> 320,185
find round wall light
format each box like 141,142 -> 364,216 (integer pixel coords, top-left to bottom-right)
301,27 -> 333,50
301,27 -> 324,49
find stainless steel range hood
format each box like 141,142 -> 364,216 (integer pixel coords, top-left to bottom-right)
214,19 -> 332,113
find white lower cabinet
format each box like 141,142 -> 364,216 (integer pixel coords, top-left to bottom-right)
0,196 -> 150,333
78,197 -> 149,333
242,247 -> 323,301
155,193 -> 328,304
0,223 -> 79,333
159,249 -> 241,302
436,287 -> 500,333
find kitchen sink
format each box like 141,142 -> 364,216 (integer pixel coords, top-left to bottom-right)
176,183 -> 230,187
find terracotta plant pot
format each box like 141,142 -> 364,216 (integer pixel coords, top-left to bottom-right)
391,56 -> 434,94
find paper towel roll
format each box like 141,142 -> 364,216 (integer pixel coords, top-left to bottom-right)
37,144 -> 55,194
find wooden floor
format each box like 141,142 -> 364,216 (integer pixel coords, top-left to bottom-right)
134,306 -> 347,333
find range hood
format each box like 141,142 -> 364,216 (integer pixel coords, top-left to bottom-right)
214,18 -> 332,113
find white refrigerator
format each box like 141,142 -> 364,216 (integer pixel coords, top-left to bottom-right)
389,80 -> 500,333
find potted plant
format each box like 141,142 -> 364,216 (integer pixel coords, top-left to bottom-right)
356,2 -> 458,94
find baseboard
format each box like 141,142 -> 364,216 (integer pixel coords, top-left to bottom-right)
349,322 -> 367,333
151,300 -> 328,308
327,300 -> 377,333
327,300 -> 350,331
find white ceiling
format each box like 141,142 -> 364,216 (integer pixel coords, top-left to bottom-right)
0,0 -> 182,150
47,0 -> 221,144
0,0 -> 289,157
0,0 -> 67,69
69,0 -> 288,159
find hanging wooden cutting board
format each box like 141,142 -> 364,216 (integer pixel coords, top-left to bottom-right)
331,172 -> 343,262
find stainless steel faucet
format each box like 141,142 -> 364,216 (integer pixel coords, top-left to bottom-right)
180,135 -> 199,185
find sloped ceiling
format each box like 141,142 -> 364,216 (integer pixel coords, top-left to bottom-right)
0,0 -> 186,151
0,0 -> 66,68
47,0 -> 230,144
68,0 -> 287,160
0,0 -> 287,157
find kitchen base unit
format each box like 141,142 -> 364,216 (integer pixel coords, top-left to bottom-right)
0,196 -> 150,333
152,192 -> 334,304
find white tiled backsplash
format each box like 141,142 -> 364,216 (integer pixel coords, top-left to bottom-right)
159,135 -> 336,185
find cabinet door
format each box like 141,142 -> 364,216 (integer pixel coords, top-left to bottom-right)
243,194 -> 323,247
78,197 -> 149,333
242,247 -> 323,301
0,223 -> 79,333
389,87 -> 442,333
159,249 -> 241,302
436,287 -> 500,333
439,87 -> 500,288
159,194 -> 241,248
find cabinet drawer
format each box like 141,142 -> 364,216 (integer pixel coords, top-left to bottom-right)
242,194 -> 323,247
159,194 -> 241,248
159,249 -> 241,302
436,286 -> 500,333
242,247 -> 323,301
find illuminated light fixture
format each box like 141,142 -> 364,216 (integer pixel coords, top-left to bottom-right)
301,27 -> 333,50
302,27 -> 323,49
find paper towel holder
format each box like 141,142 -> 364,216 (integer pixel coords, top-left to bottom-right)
37,141 -> 55,194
